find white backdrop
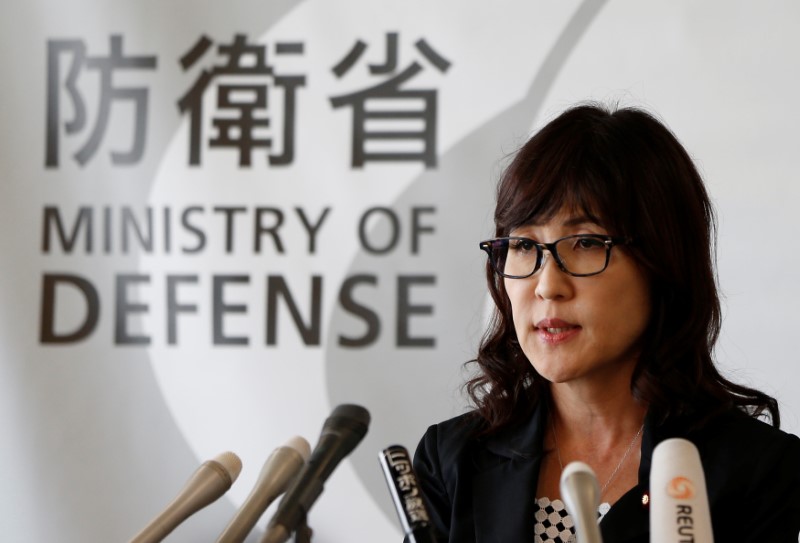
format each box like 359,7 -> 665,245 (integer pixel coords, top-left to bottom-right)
1,1 -> 799,541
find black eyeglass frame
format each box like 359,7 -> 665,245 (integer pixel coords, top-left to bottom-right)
478,234 -> 632,278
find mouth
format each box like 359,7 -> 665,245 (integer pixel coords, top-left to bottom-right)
534,318 -> 580,343
535,318 -> 577,331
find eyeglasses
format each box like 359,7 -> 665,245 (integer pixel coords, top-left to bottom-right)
479,234 -> 630,278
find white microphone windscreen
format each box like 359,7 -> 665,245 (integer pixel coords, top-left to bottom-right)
650,438 -> 714,543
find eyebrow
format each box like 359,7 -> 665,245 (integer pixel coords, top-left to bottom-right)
531,213 -> 603,228
564,215 -> 602,227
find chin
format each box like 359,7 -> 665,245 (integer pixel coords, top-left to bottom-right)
539,373 -> 577,385
529,362 -> 575,384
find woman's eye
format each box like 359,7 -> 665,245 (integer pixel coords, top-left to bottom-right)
574,237 -> 605,250
509,239 -> 535,253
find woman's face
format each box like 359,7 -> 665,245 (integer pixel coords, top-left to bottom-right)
504,208 -> 651,387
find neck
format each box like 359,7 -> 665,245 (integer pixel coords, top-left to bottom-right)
547,355 -> 645,439
539,365 -> 648,504
549,386 -> 646,449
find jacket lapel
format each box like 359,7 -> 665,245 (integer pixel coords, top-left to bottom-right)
471,404 -> 547,542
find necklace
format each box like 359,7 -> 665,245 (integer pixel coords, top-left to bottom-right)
550,416 -> 644,498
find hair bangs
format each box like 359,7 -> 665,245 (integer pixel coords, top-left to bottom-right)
495,131 -> 620,237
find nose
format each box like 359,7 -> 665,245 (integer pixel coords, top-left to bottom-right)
534,250 -> 574,300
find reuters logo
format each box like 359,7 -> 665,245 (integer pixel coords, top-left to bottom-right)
666,476 -> 695,499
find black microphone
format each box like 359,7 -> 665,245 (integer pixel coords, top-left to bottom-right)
215,437 -> 311,543
650,438 -> 713,543
128,451 -> 242,543
379,445 -> 437,543
260,404 -> 371,543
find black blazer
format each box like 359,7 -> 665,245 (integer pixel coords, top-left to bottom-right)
412,403 -> 800,542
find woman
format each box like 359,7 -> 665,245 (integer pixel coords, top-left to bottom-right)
412,104 -> 800,542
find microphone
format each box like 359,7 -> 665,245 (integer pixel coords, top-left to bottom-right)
559,461 -> 604,543
379,444 -> 437,543
650,438 -> 713,543
129,451 -> 242,543
215,436 -> 311,543
260,404 -> 371,543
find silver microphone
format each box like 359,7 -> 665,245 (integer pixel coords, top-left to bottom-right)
559,461 -> 604,543
129,451 -> 242,543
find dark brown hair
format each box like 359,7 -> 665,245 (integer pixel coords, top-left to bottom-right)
467,103 -> 779,434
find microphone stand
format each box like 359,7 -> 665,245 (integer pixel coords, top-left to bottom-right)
292,519 -> 312,543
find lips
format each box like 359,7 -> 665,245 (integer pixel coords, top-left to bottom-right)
534,318 -> 580,344
535,318 -> 577,331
